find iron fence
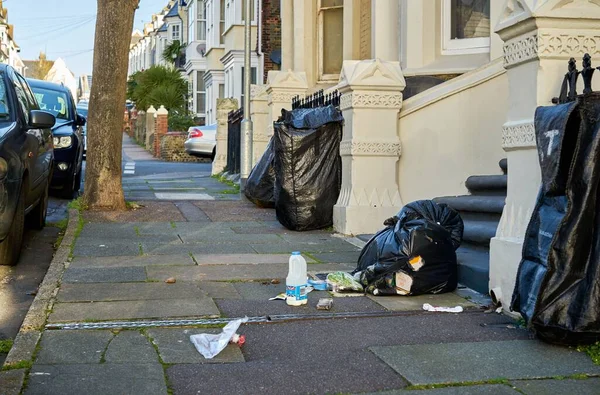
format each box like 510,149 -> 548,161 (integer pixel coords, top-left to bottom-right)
291,89 -> 341,110
226,108 -> 243,174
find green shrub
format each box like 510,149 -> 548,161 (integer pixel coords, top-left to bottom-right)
168,113 -> 196,132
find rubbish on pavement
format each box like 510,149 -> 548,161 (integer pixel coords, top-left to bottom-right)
270,279 -> 280,284
308,279 -> 328,291
244,138 -> 276,208
316,298 -> 333,310
512,96 -> 600,346
190,317 -> 248,359
353,200 -> 463,296
165,277 -> 176,284
273,106 -> 344,231
422,303 -> 463,313
286,252 -> 308,306
326,272 -> 363,293
269,293 -> 287,301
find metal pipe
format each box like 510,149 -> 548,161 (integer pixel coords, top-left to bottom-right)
240,0 -> 253,187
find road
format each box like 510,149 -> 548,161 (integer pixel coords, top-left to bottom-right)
0,135 -> 216,365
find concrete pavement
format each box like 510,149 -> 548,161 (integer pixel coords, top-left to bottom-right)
2,135 -> 599,394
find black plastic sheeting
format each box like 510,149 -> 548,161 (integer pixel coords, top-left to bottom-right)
354,200 -> 463,296
273,106 -> 343,231
511,94 -> 600,346
244,138 -> 276,208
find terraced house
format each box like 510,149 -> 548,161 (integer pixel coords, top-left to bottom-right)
0,0 -> 24,74
245,0 -> 600,305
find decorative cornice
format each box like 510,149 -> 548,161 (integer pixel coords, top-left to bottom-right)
504,32 -> 600,68
336,186 -> 402,208
268,91 -> 304,104
250,84 -> 269,100
339,141 -> 402,157
502,121 -> 536,150
340,92 -> 403,111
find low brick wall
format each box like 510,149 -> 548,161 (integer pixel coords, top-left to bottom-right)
159,132 -> 211,163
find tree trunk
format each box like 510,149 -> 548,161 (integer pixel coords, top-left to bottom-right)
83,0 -> 139,210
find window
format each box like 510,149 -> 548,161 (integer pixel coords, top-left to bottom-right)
218,83 -> 225,99
318,0 -> 343,80
172,24 -> 181,41
188,1 -> 196,43
196,71 -> 206,114
198,0 -> 207,41
442,0 -> 490,55
220,0 -> 225,44
240,66 -> 257,105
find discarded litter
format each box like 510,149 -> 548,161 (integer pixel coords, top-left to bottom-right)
307,279 -> 328,291
422,303 -> 463,313
269,293 -> 287,301
316,298 -> 333,310
165,277 -> 176,284
326,272 -> 363,293
190,317 -> 248,359
286,252 -> 308,306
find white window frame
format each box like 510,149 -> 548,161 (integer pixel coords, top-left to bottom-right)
441,0 -> 490,55
196,70 -> 206,115
188,1 -> 196,43
317,0 -> 343,82
171,23 -> 181,41
198,0 -> 207,41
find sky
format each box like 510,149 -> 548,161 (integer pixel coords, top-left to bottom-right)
7,0 -> 171,77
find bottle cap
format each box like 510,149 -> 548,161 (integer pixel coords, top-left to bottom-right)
291,251 -> 301,256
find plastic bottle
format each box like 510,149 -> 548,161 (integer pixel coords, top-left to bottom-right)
286,252 -> 307,306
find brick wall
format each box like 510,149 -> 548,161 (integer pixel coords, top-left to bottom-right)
154,112 -> 169,157
261,0 -> 281,84
159,133 -> 211,163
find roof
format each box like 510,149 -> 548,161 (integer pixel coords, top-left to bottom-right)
158,23 -> 168,32
26,78 -> 70,93
165,2 -> 179,18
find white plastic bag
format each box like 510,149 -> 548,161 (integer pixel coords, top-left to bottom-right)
422,303 -> 463,313
190,317 -> 248,359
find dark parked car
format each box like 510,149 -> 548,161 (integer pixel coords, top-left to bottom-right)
27,79 -> 85,198
76,104 -> 87,156
0,64 -> 56,266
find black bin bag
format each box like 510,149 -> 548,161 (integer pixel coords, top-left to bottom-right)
511,94 -> 600,346
273,106 -> 343,231
244,138 -> 275,208
353,200 -> 463,296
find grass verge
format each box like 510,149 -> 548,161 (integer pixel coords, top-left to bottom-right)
578,342 -> 600,365
0,339 -> 13,354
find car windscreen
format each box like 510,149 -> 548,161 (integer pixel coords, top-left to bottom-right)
32,87 -> 71,121
0,73 -> 10,121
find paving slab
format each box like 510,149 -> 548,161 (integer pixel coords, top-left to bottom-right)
370,340 -> 600,385
511,378 -> 600,395
72,243 -> 142,257
0,369 -> 26,395
104,330 -> 159,363
68,254 -> 195,268
143,242 -> 257,255
35,330 -> 113,364
191,253 -> 315,265
147,328 -> 244,364
24,363 -> 167,395
367,293 -> 477,311
356,385 -> 520,395
62,267 -> 147,283
155,192 -> 215,200
173,201 -> 211,222
57,282 -> 207,302
312,251 -> 362,263
146,263 -> 354,282
48,297 -> 220,322
179,233 -> 283,244
197,281 -> 242,299
250,241 -> 360,254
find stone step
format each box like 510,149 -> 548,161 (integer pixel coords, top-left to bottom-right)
465,175 -> 507,194
500,158 -> 508,174
461,216 -> 500,246
456,243 -> 490,294
434,195 -> 506,214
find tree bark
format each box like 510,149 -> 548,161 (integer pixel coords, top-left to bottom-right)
83,0 -> 139,210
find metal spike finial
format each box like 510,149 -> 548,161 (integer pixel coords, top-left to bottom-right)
581,53 -> 595,95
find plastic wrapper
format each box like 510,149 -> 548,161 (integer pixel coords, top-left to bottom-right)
244,138 -> 276,208
511,95 -> 600,346
190,317 -> 248,359
354,200 -> 463,296
273,106 -> 343,231
326,271 -> 363,293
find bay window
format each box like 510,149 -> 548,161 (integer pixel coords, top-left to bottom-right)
318,0 -> 343,81
442,0 -> 491,54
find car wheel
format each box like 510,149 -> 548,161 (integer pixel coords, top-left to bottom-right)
211,148 -> 216,161
61,167 -> 77,199
74,167 -> 82,194
26,180 -> 48,230
0,184 -> 25,266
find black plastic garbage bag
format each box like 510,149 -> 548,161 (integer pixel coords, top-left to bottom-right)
511,94 -> 600,346
244,138 -> 276,208
354,200 -> 463,296
273,106 -> 343,231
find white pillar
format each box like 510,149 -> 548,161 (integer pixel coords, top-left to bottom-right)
489,0 -> 600,311
145,106 -> 157,150
212,98 -> 239,175
371,0 -> 399,61
250,84 -> 270,163
333,59 -> 405,235
281,0 -> 294,71
266,70 -> 308,135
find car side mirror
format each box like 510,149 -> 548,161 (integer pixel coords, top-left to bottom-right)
77,114 -> 86,127
29,110 -> 56,129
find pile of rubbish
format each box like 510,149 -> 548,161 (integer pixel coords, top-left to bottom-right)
245,106 -> 343,231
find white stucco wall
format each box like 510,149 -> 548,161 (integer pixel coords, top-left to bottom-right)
397,59 -> 507,203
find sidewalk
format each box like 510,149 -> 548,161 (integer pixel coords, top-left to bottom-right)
2,180 -> 600,394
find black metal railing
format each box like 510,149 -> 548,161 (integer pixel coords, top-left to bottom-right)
553,53 -> 599,105
226,108 -> 243,174
291,89 -> 341,110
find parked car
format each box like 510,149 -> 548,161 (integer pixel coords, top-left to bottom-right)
27,79 -> 85,198
76,104 -> 88,156
184,124 -> 217,160
0,64 -> 56,266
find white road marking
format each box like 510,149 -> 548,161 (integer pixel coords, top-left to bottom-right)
124,161 -> 136,175
154,193 -> 215,200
